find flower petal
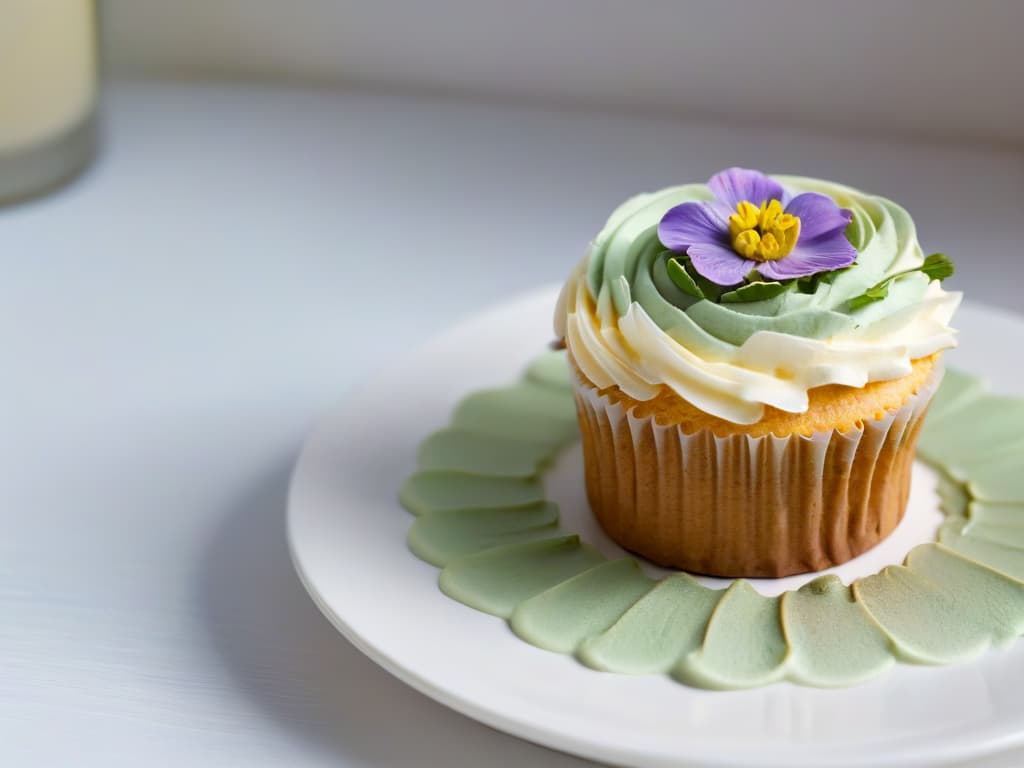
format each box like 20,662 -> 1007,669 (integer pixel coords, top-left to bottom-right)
658,201 -> 730,251
708,167 -> 785,208
687,243 -> 752,286
785,192 -> 853,241
755,233 -> 857,280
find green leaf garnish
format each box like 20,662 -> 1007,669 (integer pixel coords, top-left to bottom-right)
848,252 -> 953,311
920,251 -> 955,281
848,283 -> 891,310
666,256 -> 704,299
720,281 -> 792,303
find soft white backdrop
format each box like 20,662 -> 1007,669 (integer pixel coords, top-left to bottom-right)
102,0 -> 1024,146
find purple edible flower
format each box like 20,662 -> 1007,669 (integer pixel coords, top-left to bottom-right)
658,167 -> 857,285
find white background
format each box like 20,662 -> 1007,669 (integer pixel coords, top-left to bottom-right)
3,2 -> 1024,766
102,0 -> 1024,146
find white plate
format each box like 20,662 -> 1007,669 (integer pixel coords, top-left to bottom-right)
288,285 -> 1024,768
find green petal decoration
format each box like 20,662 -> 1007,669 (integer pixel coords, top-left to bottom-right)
780,576 -> 893,687
408,502 -> 560,567
399,470 -> 544,516
510,558 -> 655,654
674,581 -> 787,689
720,280 -> 794,304
918,395 -> 1024,481
401,349 -> 1024,690
665,255 -> 704,299
438,535 -> 605,618
452,382 -> 578,447
579,574 -> 721,675
927,367 -> 987,419
417,429 -> 554,478
523,349 -> 573,392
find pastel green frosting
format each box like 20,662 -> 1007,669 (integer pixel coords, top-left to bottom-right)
585,176 -> 928,347
400,351 -> 1024,690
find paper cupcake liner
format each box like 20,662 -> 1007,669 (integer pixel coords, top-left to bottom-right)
572,367 -> 942,578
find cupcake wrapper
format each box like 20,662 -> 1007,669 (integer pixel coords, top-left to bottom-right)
573,367 -> 942,578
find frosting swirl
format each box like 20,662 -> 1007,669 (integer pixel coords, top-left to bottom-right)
554,175 -> 960,424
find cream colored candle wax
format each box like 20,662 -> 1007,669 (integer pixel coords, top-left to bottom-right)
0,0 -> 98,202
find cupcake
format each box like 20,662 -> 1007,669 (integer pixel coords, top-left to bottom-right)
554,168 -> 958,578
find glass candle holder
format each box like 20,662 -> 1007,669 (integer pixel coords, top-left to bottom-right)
0,0 -> 99,205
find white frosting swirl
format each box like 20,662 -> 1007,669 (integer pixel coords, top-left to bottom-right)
554,176 -> 960,425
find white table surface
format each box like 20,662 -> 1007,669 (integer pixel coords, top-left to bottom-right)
2,81 -> 1022,768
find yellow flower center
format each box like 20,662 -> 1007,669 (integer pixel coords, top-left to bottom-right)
728,199 -> 800,262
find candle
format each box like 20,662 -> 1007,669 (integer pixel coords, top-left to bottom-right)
0,0 -> 98,203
